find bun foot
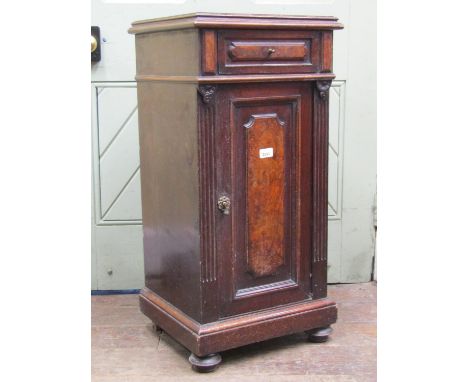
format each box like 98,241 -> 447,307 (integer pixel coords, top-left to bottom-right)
189,353 -> 222,373
307,326 -> 333,343
152,323 -> 162,333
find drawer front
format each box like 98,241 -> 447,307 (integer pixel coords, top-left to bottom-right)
228,41 -> 307,62
217,30 -> 322,75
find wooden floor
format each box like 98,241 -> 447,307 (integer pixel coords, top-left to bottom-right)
92,282 -> 376,382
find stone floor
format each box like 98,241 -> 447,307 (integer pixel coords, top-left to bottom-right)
92,282 -> 376,382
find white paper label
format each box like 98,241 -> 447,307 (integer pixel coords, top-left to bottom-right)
259,147 -> 274,159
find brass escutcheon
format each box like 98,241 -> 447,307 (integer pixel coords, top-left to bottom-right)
217,196 -> 231,215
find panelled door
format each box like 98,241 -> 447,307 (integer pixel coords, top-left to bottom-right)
217,83 -> 312,317
92,0 -> 376,289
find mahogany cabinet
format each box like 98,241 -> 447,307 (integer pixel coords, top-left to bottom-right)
129,13 -> 343,372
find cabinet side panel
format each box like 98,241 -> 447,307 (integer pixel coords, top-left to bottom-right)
135,29 -> 199,76
137,82 -> 201,321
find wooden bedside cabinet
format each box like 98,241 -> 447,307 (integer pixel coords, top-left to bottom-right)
129,13 -> 343,372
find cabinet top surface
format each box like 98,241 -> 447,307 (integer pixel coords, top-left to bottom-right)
129,12 -> 343,35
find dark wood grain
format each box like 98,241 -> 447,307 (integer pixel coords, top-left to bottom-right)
215,83 -> 312,318
218,30 -> 321,75
130,12 -> 343,371
321,31 -> 333,72
137,81 -> 202,321
311,80 -> 331,299
135,72 -> 336,83
198,86 -> 220,324
139,287 -> 337,357
201,30 -> 217,74
228,41 -> 307,61
129,13 -> 344,34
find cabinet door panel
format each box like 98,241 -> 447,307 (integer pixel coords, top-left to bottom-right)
216,83 -> 312,317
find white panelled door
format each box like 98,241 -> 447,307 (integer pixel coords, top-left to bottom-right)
91,0 -> 376,289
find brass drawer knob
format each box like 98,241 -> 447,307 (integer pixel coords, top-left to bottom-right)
267,48 -> 276,55
217,196 -> 231,215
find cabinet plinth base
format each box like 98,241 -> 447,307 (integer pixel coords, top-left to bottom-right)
140,287 -> 337,357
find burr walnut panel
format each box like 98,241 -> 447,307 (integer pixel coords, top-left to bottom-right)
245,113 -> 286,278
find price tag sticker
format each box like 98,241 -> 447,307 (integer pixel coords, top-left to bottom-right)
259,147 -> 274,159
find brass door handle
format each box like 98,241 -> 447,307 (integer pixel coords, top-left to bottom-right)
217,196 -> 231,215
91,35 -> 98,53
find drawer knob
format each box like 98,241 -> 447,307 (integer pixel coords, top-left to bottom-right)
217,196 -> 231,215
267,48 -> 276,55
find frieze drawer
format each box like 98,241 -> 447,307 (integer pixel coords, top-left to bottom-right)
217,30 -> 323,75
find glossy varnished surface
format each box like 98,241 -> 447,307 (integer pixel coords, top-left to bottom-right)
131,14 -> 341,78
217,30 -> 321,75
128,13 -> 343,34
216,82 -> 312,317
228,41 -> 306,61
92,282 -> 376,382
139,287 -> 336,356
131,12 -> 342,367
137,81 -> 201,321
246,113 -> 285,277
